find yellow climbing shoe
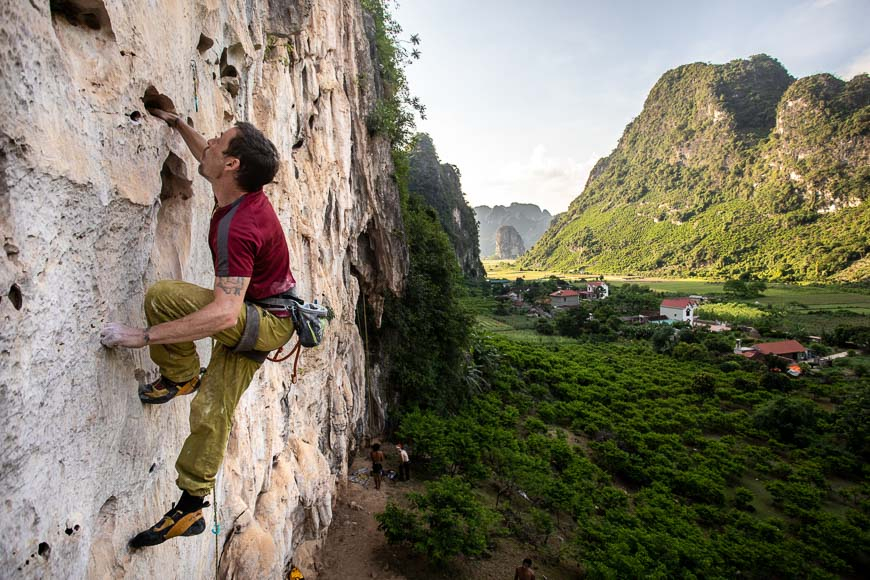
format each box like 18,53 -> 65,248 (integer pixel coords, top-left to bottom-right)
138,368 -> 205,405
129,503 -> 209,548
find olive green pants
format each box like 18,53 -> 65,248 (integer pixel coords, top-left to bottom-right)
144,280 -> 294,496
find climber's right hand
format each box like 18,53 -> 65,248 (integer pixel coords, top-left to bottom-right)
147,108 -> 179,128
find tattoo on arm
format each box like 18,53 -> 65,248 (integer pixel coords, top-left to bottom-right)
216,277 -> 246,296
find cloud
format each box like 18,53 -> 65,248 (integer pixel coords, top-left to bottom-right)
839,48 -> 870,80
472,145 -> 600,214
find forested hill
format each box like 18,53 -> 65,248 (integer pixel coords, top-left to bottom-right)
409,134 -> 485,278
520,55 -> 870,281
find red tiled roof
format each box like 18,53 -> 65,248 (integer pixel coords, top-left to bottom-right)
550,290 -> 581,297
753,340 -> 807,355
588,281 -> 607,287
661,298 -> 698,308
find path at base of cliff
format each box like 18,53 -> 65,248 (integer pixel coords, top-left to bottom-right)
316,456 -> 579,579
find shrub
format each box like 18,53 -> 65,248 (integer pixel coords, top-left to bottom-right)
753,396 -> 823,444
376,476 -> 498,564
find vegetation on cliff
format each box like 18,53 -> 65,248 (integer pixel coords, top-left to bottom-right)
521,56 -> 870,281
362,0 -> 475,415
408,133 -> 485,278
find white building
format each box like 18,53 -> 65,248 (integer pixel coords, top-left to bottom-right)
660,298 -> 699,323
587,281 -> 609,299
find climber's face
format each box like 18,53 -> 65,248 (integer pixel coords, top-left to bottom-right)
199,127 -> 240,183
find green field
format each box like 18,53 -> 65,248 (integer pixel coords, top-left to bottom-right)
476,314 -> 575,344
484,260 -> 870,335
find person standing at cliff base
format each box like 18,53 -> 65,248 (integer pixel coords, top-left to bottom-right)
370,443 -> 385,490
100,109 -> 296,548
514,558 -> 535,580
396,443 -> 410,481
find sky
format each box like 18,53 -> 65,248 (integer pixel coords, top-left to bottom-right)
394,0 -> 870,214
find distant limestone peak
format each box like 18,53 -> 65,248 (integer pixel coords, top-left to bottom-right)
495,225 -> 525,259
475,203 -> 551,257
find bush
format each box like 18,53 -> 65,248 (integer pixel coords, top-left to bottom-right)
753,396 -> 823,444
376,476 -> 498,564
734,486 -> 755,511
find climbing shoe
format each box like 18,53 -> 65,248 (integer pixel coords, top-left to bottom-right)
129,501 -> 210,549
138,368 -> 205,405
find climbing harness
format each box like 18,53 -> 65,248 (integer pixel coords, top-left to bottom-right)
232,292 -> 329,381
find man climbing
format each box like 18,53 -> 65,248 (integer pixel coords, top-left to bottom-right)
100,108 -> 296,548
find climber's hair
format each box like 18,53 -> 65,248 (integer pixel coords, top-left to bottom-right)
225,122 -> 280,192
372,443 -> 381,451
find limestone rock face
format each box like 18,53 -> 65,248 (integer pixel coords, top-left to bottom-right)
495,225 -> 525,259
408,134 -> 485,278
0,1 -> 407,578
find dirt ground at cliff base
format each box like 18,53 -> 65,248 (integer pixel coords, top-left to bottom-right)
314,456 -> 580,580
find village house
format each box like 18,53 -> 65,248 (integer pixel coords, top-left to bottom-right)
587,281 -> 610,299
660,297 -> 699,324
550,289 -> 582,308
738,339 -> 809,361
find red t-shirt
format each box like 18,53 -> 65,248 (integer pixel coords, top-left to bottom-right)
209,191 -> 296,300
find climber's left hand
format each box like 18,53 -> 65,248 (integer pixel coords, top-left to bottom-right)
100,322 -> 148,348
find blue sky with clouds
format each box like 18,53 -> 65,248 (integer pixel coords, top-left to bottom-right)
394,0 -> 870,214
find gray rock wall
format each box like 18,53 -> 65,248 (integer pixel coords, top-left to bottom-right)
0,1 -> 406,577
495,225 -> 525,259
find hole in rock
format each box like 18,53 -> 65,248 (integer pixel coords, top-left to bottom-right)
186,117 -> 194,128
74,524 -> 80,531
64,528 -> 73,536
50,0 -> 113,34
38,543 -> 50,559
292,137 -> 304,150
149,463 -> 156,473
196,33 -> 214,53
8,284 -> 22,310
129,111 -> 141,122
221,65 -> 238,78
142,86 -> 177,116
159,153 -> 193,200
308,114 -> 316,131
223,77 -> 240,98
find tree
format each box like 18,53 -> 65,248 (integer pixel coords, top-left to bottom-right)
376,477 -> 498,564
723,277 -> 766,298
753,396 -> 823,444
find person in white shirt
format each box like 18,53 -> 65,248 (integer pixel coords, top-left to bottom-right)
396,443 -> 410,481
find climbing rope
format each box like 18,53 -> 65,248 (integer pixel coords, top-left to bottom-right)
190,59 -> 199,112
361,292 -> 371,423
267,339 -> 303,382
211,478 -> 220,579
